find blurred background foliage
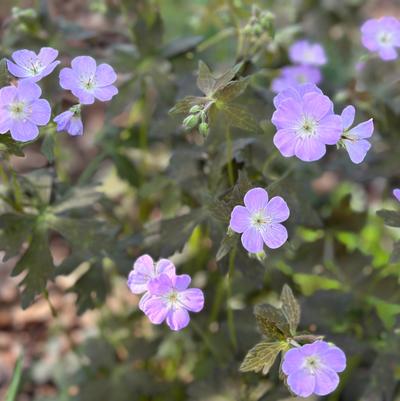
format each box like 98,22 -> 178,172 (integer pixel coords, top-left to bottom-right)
0,0 -> 399,400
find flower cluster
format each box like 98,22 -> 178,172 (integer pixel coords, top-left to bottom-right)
282,340 -> 346,397
271,39 -> 326,93
361,16 -> 400,61
230,187 -> 290,254
1,47 -> 118,142
127,255 -> 204,331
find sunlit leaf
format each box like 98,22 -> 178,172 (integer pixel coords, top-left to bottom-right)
254,304 -> 291,340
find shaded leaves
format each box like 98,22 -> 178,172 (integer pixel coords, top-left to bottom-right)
280,285 -> 300,336
254,304 -> 291,340
376,209 -> 400,227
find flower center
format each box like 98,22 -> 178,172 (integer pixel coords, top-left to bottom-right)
250,210 -> 272,230
297,116 -> 318,138
165,290 -> 179,308
29,59 -> 44,76
80,76 -> 96,92
378,31 -> 393,47
296,74 -> 307,84
304,355 -> 321,374
9,101 -> 27,120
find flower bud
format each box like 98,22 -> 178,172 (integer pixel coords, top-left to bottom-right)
189,105 -> 202,114
183,114 -> 199,129
199,122 -> 209,137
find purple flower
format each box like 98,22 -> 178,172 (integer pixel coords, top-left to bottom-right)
229,187 -> 290,254
0,80 -> 51,142
289,40 -> 327,66
7,47 -> 60,82
340,105 -> 374,164
273,83 -> 322,111
282,341 -> 346,397
361,17 -> 400,61
59,56 -> 118,105
272,87 -> 342,161
54,105 -> 84,136
141,272 -> 204,331
271,66 -> 321,93
393,189 -> 400,202
127,254 -> 175,295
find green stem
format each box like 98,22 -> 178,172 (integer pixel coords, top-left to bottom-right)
225,125 -> 234,186
43,289 -> 57,318
209,277 -> 225,323
226,245 -> 237,350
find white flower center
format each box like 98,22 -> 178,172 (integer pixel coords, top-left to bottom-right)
296,74 -> 307,84
80,75 -> 96,92
250,210 -> 272,230
29,59 -> 44,76
297,115 -> 318,138
9,101 -> 27,120
378,31 -> 393,47
304,355 -> 322,374
164,290 -> 181,309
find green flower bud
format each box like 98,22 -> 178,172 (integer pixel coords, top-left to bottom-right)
199,122 -> 209,137
189,105 -> 203,114
183,114 -> 199,129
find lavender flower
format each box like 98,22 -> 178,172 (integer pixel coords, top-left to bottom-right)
339,105 -> 374,164
7,47 -> 60,82
361,17 -> 400,61
54,105 -> 84,136
393,189 -> 400,202
141,272 -> 204,331
271,66 -> 321,93
289,40 -> 327,66
59,56 -> 118,105
0,80 -> 51,142
272,87 -> 342,161
282,341 -> 346,397
229,187 -> 290,254
127,254 -> 175,295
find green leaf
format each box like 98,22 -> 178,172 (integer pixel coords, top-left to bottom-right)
216,233 -> 238,261
280,285 -> 301,336
376,209 -> 400,227
391,241 -> 400,263
219,103 -> 259,132
240,341 -> 288,374
0,58 -> 9,87
0,213 -> 36,261
51,185 -> 102,214
254,304 -> 291,340
214,77 -> 250,102
12,228 -> 54,308
197,61 -> 216,96
5,352 -> 23,401
41,132 -> 55,162
0,135 -> 25,157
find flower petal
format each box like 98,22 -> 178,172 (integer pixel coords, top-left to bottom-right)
261,223 -> 288,249
287,368 -> 316,398
379,47 -> 397,61
244,188 -> 269,212
173,274 -> 191,291
18,80 -> 42,101
95,64 -> 117,86
29,99 -> 51,125
295,137 -> 326,162
11,49 -> 37,68
166,308 -> 190,331
317,114 -> 342,144
271,98 -> 302,129
303,93 -> 332,121
273,128 -> 297,157
320,346 -> 347,372
54,111 -> 74,131
138,291 -> 151,311
134,255 -> 154,276
59,67 -> 78,90
341,105 -> 355,129
314,367 -> 340,396
282,348 -> 304,375
127,270 -> 149,294
148,273 -> 173,296
141,296 -> 169,324
10,120 -> 39,142
348,119 -> 374,139
67,117 -> 83,136
71,55 -> 97,76
265,196 -> 290,223
229,205 -> 250,233
6,60 -> 30,78
241,227 -> 264,253
155,259 -> 176,278
0,86 -> 17,104
94,85 -> 118,102
344,139 -> 371,164
393,189 -> 400,202
38,47 -> 59,65
72,88 -> 95,105
178,288 -> 204,312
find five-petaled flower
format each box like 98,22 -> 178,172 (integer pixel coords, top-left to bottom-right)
271,65 -> 321,93
54,105 -> 84,136
361,17 -> 400,61
272,84 -> 342,161
230,187 -> 290,254
289,40 -> 327,66
282,341 -> 346,398
141,272 -> 204,331
7,47 -> 60,82
393,188 -> 400,202
59,56 -> 118,104
339,105 -> 374,164
0,80 -> 51,142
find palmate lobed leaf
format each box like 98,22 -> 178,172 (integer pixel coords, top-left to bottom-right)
169,96 -> 209,115
254,304 -> 291,340
280,284 -> 301,336
240,340 -> 289,374
218,103 -> 259,132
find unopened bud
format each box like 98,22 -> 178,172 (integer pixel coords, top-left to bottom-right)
189,105 -> 202,114
199,122 -> 209,137
183,114 -> 199,129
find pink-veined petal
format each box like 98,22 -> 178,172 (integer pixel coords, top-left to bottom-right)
261,223 -> 288,249
166,308 -> 190,331
178,288 -> 204,312
265,196 -> 290,223
273,128 -> 297,157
